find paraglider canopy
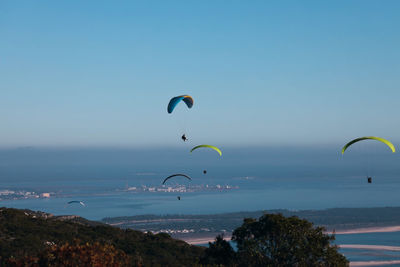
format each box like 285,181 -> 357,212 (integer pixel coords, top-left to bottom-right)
190,145 -> 222,156
67,201 -> 85,207
162,174 -> 192,185
341,136 -> 396,154
167,95 -> 194,114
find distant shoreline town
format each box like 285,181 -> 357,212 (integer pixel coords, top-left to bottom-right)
122,184 -> 239,193
0,184 -> 239,201
0,190 -> 52,201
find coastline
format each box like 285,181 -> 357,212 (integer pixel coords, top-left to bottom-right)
184,225 -> 400,245
184,235 -> 231,245
331,225 -> 400,235
339,244 -> 400,251
349,261 -> 400,266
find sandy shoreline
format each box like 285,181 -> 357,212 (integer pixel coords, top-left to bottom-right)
339,244 -> 400,251
350,260 -> 400,266
184,225 -> 400,245
331,225 -> 400,235
185,235 -> 231,245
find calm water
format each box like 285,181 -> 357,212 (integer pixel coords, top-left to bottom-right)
337,232 -> 400,263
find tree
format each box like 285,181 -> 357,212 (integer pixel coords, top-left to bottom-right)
231,213 -> 348,267
200,234 -> 236,266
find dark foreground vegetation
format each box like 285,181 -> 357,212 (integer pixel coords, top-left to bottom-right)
0,208 -> 203,266
202,213 -> 348,266
0,207 -> 348,266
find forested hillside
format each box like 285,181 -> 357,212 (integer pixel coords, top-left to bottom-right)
0,207 -> 204,266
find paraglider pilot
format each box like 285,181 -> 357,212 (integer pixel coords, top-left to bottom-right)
177,196 -> 181,200
367,177 -> 372,183
181,134 -> 188,142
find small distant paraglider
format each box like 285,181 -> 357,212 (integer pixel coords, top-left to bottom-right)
190,145 -> 222,156
203,170 -> 207,174
162,174 -> 191,201
162,174 -> 192,185
67,201 -> 85,207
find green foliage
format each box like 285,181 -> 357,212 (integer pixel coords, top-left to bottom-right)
200,234 -> 236,266
6,241 -> 131,267
0,208 -> 204,266
231,213 -> 349,267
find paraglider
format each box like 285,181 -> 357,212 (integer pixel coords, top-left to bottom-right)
67,201 -> 85,207
190,145 -> 222,156
167,95 -> 194,142
167,95 -> 194,114
342,136 -> 396,184
342,136 -> 395,154
162,174 -> 191,201
162,174 -> 192,185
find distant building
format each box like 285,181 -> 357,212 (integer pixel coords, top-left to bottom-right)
0,190 -> 15,195
41,193 -> 51,198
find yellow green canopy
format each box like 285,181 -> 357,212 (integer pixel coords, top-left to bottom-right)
190,145 -> 222,156
342,136 -> 395,154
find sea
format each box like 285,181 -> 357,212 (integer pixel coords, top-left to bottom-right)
336,232 -> 400,263
0,146 -> 400,264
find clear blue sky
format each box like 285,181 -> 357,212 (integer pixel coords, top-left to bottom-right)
1,1 -> 399,147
